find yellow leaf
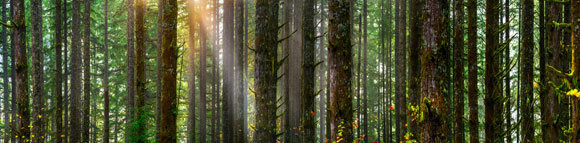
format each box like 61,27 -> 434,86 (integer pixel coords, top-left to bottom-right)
60,134 -> 65,138
37,115 -> 42,119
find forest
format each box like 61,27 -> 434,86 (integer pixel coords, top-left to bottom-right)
0,0 -> 577,142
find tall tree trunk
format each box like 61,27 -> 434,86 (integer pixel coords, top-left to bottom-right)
135,0 -> 147,141
300,0 -> 316,141
156,0 -> 163,139
362,0 -> 368,142
543,0 -> 561,141
223,0 -> 234,141
386,0 -> 393,140
82,0 -> 91,141
212,0 -> 220,141
253,0 -> 279,142
186,1 -> 196,142
63,0 -> 69,141
1,0 -> 9,140
103,0 -> 110,142
395,0 -> 407,140
70,0 -> 82,141
11,0 -> 27,140
408,0 -> 422,139
31,0 -> 44,141
282,0 -> 291,140
288,0 -> 303,141
125,0 -> 138,141
199,0 -> 208,142
54,0 -> 63,141
126,0 -> 136,139
328,0 -> 352,142
234,0 -> 245,141
453,0 -> 465,141
467,0 -> 479,141
562,2 -> 571,141
420,0 -> 449,141
485,0 -> 503,141
160,0 -> 178,141
318,0 -> 326,142
504,0 -> 511,141
521,0 -> 534,140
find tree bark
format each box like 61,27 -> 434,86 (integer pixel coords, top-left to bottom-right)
186,1 -> 196,143
253,0 -> 279,142
420,0 -> 449,141
408,0 -> 422,139
156,0 -> 163,140
135,0 -> 147,141
453,0 -> 465,141
318,0 -> 326,142
31,0 -> 44,141
199,0 -> 208,142
1,0 -> 9,140
504,0 -> 511,141
54,0 -> 63,141
287,0 -> 303,141
160,0 -> 178,141
126,0 -> 136,139
82,0 -> 91,141
395,0 -> 407,140
543,0 -> 561,141
521,0 -> 534,140
234,0 -> 245,141
300,0 -> 316,141
467,0 -> 479,141
328,0 -> 353,142
70,0 -> 82,141
223,0 -> 234,141
484,0 -> 503,142
362,0 -> 368,142
103,0 -> 110,141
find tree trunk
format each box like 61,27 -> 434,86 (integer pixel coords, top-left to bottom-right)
160,0 -> 178,141
562,3 -> 571,141
1,0 -> 9,138
453,0 -> 465,141
282,0 -> 291,140
408,0 -> 422,139
467,0 -> 479,141
395,0 -> 407,140
253,0 -> 279,142
521,0 -> 534,140
199,0 -> 208,142
156,0 -> 163,140
328,0 -> 353,142
70,0 -> 82,141
543,0 -> 561,141
223,0 -> 234,141
135,0 -> 147,141
362,0 -> 368,142
318,0 -> 326,142
300,0 -> 316,141
420,0 -> 449,141
82,0 -> 91,141
186,1 -> 196,143
63,0 -> 69,141
12,0 -> 28,141
288,0 -> 303,141
126,0 -> 136,139
484,0 -> 503,142
234,0 -> 245,141
504,0 -> 511,141
103,0 -> 110,142
54,0 -> 63,141
31,0 -> 44,141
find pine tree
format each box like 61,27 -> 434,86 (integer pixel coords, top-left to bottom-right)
453,0 -> 465,141
160,0 -> 178,141
234,0 -> 245,141
467,0 -> 479,141
135,0 -> 147,140
54,0 -> 63,141
70,0 -> 82,141
253,0 -> 279,142
328,0 -> 353,142
420,0 -> 450,141
300,0 -> 316,141
31,0 -> 44,141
